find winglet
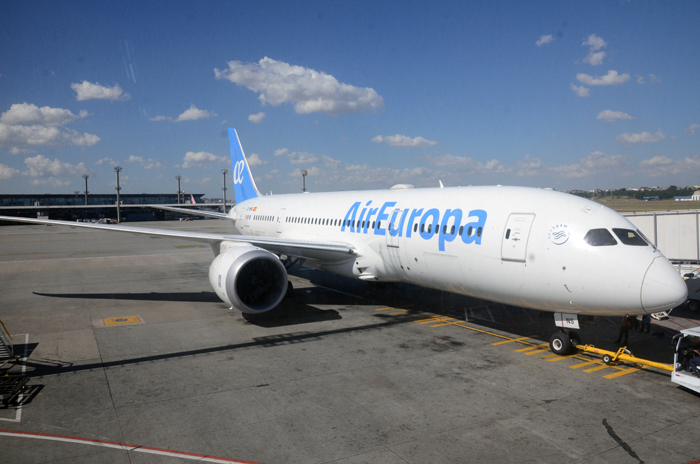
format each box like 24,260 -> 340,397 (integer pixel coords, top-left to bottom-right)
228,128 -> 260,203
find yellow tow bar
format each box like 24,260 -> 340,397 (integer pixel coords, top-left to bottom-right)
577,344 -> 673,372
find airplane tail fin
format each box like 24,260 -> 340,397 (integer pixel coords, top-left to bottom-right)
190,194 -> 196,204
228,128 -> 260,203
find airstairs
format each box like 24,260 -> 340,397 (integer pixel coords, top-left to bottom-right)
0,319 -> 16,368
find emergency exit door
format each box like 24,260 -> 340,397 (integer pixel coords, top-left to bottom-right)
501,213 -> 535,262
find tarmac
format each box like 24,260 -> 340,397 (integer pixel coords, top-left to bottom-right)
0,220 -> 699,464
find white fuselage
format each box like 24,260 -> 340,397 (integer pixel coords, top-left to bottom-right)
229,185 -> 687,316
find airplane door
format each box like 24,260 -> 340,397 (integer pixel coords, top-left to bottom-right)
501,213 -> 535,263
385,209 -> 404,277
276,209 -> 286,234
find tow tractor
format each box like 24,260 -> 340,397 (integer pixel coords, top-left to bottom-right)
671,327 -> 700,393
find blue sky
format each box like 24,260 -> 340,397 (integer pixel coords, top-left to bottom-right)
1,1 -> 699,197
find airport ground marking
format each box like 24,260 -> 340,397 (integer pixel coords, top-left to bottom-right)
569,360 -> 599,369
604,366 -> 643,379
583,364 -> 611,373
492,336 -> 531,346
103,316 -> 143,326
0,430 -> 264,464
524,348 -> 551,356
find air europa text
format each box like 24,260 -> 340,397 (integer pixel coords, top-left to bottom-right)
340,201 -> 487,251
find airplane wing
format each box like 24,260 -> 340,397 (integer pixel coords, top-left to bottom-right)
150,204 -> 231,219
0,216 -> 356,262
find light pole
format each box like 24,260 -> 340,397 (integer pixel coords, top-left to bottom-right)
222,169 -> 228,213
301,170 -> 308,193
175,175 -> 181,204
82,174 -> 89,205
74,191 -> 80,205
114,166 -> 122,223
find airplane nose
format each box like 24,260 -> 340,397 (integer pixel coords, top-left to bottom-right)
641,257 -> 688,312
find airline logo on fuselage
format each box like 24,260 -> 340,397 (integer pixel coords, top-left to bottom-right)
341,201 -> 487,251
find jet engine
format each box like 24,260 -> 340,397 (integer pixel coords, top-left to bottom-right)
209,242 -> 288,313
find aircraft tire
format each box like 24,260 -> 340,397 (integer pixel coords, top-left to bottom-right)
602,354 -> 613,364
285,281 -> 294,298
549,332 -> 572,355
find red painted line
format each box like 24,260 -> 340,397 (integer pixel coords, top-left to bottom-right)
0,430 -> 265,464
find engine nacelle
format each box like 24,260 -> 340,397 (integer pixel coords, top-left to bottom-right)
208,242 -> 288,313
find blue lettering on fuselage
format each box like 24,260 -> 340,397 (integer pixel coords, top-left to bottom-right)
341,200 -> 487,251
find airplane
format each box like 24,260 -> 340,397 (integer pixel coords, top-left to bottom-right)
0,128 -> 688,355
190,194 -> 197,204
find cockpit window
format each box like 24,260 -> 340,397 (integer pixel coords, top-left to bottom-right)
613,228 -> 648,246
584,228 -> 617,246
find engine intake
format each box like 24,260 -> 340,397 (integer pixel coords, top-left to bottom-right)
209,243 -> 288,313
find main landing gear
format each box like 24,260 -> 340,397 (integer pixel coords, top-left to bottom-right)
548,313 -> 582,355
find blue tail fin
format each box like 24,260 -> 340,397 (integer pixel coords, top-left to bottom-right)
228,128 -> 260,203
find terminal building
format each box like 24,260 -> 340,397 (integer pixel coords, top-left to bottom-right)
0,193 -> 213,223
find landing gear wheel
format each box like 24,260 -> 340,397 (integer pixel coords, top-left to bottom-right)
602,354 -> 613,364
285,281 -> 294,298
549,332 -> 573,355
568,331 -> 582,348
688,300 -> 699,312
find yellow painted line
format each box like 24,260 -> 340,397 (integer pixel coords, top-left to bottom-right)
103,316 -> 142,326
430,320 -> 460,327
524,349 -> 550,356
569,360 -> 599,369
583,364 -> 611,373
604,367 -> 642,379
390,310 -> 407,315
547,355 -> 576,362
374,307 -> 393,311
539,353 -> 560,360
450,322 -> 512,341
492,336 -> 531,346
516,344 -> 546,352
417,317 -> 444,324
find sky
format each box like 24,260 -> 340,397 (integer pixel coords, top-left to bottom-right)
1,1 -> 699,198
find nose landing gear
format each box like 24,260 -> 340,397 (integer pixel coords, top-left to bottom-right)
549,330 -> 582,355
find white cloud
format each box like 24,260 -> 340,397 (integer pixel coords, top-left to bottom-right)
597,110 -> 634,122
688,124 -> 700,135
215,57 -> 385,116
371,134 -> 438,147
8,147 -> 34,155
583,34 -> 607,51
71,81 -> 130,101
248,112 -> 265,124
128,155 -> 144,163
536,34 -> 554,46
175,105 -> 217,122
0,103 -> 99,148
570,83 -> 590,97
247,153 -> 267,167
577,70 -> 630,86
273,148 -> 319,165
516,154 -> 544,177
150,115 -> 171,122
143,159 -> 165,169
617,129 -> 666,143
1,103 -> 88,126
29,178 -> 72,187
182,151 -> 227,168
419,153 -> 509,174
583,51 -> 606,66
23,155 -> 86,177
581,34 -> 607,66
0,123 -> 100,147
0,163 -> 19,181
650,74 -> 661,83
96,157 -> 117,166
640,156 -> 673,167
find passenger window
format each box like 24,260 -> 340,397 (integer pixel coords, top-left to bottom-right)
427,224 -> 432,233
442,225 -> 447,234
584,229 -> 617,246
459,226 -> 464,235
450,225 -> 455,234
435,226 -> 439,235
414,224 -> 418,233
372,221 -> 376,229
613,229 -> 648,246
468,226 -> 473,236
421,224 -> 425,233
477,227 -> 482,237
